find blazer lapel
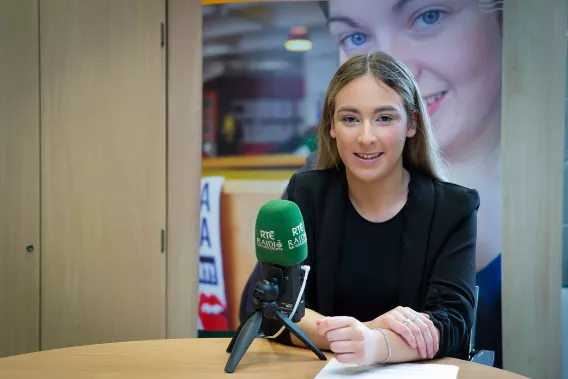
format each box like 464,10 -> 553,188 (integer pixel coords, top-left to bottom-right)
315,168 -> 347,316
399,169 -> 435,309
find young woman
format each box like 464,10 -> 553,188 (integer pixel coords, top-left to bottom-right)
262,51 -> 478,365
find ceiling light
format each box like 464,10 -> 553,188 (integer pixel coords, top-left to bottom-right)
285,26 -> 312,52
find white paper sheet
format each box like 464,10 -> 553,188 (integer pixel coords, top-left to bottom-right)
314,358 -> 459,379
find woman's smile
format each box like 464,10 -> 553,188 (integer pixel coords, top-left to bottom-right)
354,152 -> 384,164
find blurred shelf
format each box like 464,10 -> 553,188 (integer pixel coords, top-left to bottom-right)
202,169 -> 297,181
202,154 -> 307,170
221,179 -> 288,194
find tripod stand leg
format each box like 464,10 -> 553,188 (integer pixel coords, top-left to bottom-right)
226,313 -> 250,353
224,311 -> 263,373
274,310 -> 327,361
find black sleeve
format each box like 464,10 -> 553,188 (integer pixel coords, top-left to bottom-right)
281,153 -> 316,200
422,192 -> 478,359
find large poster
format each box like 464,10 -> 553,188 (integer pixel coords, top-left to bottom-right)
200,0 -> 503,368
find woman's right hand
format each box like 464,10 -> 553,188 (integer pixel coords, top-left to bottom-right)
366,306 -> 439,359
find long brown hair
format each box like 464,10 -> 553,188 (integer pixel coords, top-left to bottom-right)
316,51 -> 447,181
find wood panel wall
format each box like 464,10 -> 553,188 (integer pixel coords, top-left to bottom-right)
166,0 -> 203,339
0,0 -> 41,358
40,0 -> 167,349
501,0 -> 566,377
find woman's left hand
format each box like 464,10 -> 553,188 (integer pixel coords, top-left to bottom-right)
316,316 -> 383,365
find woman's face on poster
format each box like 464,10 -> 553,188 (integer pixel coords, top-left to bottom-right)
327,0 -> 502,154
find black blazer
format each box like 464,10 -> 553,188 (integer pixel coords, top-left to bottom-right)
259,165 -> 479,360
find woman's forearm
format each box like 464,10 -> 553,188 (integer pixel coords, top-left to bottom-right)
286,310 -> 440,363
374,327 -> 440,363
289,308 -> 330,350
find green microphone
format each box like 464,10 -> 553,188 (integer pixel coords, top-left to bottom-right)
224,199 -> 326,373
254,199 -> 308,323
255,199 -> 308,267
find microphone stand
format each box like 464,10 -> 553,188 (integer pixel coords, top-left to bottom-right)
224,278 -> 326,373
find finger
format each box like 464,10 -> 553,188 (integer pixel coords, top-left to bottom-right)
316,317 -> 334,336
317,316 -> 357,335
417,321 -> 434,359
329,340 -> 355,354
412,311 -> 439,356
316,319 -> 328,337
316,320 -> 325,336
386,313 -> 417,350
336,353 -> 359,365
326,326 -> 359,342
399,311 -> 427,359
404,308 -> 432,358
422,315 -> 439,355
408,314 -> 432,358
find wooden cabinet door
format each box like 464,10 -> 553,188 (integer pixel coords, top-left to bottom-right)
0,0 -> 41,358
40,0 -> 167,350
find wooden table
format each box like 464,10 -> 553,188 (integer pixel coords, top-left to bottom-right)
0,338 -> 528,378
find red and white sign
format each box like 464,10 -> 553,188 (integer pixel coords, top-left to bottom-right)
198,176 -> 229,331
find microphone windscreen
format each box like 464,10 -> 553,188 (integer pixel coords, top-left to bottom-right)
255,200 -> 308,267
